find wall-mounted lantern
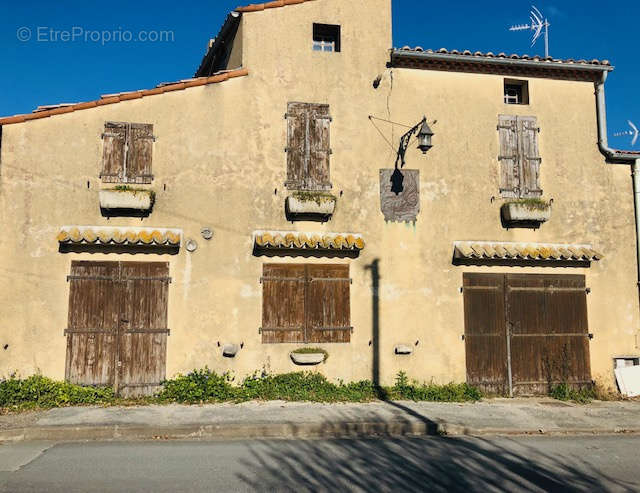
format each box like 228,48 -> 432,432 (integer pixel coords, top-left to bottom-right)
417,119 -> 434,154
395,116 -> 435,169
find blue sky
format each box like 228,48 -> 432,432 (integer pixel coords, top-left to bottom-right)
1,0 -> 638,146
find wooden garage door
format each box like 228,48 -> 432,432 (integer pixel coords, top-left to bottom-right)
507,274 -> 591,395
65,261 -> 170,396
463,273 -> 591,396
462,274 -> 509,395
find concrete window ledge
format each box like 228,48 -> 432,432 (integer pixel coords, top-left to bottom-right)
99,189 -> 154,211
290,352 -> 326,365
501,200 -> 551,226
286,192 -> 337,221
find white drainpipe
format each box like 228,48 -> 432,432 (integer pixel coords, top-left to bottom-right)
595,72 -> 640,289
633,160 -> 640,289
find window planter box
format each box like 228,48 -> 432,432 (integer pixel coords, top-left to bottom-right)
286,192 -> 337,221
290,350 -> 327,366
501,200 -> 551,226
99,189 -> 154,211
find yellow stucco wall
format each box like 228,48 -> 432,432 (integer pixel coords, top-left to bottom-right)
0,0 -> 638,389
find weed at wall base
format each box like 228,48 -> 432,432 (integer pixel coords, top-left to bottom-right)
1,370 -> 483,411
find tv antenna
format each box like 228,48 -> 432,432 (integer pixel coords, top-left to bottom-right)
614,121 -> 639,147
509,5 -> 550,57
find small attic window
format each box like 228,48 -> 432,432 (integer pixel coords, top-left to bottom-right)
504,79 -> 529,105
313,24 -> 341,53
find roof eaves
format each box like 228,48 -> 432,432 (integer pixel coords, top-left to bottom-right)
0,68 -> 249,126
236,0 -> 315,13
392,49 -> 614,79
195,11 -> 242,78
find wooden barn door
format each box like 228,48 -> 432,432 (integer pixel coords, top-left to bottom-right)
463,273 -> 591,396
507,274 -> 591,395
117,262 -> 170,397
462,274 -> 509,395
65,261 -> 169,396
65,262 -> 119,386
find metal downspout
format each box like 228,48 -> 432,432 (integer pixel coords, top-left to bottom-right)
595,73 -> 640,346
633,160 -> 640,292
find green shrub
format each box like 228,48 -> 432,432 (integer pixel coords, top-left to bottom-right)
550,383 -> 596,404
391,371 -> 482,402
157,370 -> 481,404
0,375 -> 114,409
1,370 -> 483,410
155,367 -> 236,403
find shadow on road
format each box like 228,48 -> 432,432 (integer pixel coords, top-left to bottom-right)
235,413 -> 638,492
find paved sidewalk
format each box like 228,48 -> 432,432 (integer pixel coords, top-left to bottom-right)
1,398 -> 638,442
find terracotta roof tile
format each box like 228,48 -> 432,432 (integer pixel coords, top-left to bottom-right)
453,241 -> 603,263
0,68 -> 249,126
236,0 -> 314,13
395,47 -> 612,68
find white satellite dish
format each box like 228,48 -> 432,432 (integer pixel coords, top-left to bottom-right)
614,121 -> 639,147
509,5 -> 551,57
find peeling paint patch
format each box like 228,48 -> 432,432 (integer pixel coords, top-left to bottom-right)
422,179 -> 449,201
240,283 -> 260,298
183,253 -> 192,300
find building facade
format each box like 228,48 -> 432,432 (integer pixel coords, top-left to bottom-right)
1,0 -> 639,396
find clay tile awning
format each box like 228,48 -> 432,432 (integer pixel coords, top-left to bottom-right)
57,226 -> 182,250
253,231 -> 365,255
453,241 -> 603,265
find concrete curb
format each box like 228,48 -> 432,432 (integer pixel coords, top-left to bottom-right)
1,422 -> 638,443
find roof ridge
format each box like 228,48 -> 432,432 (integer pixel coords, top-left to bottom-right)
236,0 -> 316,13
0,68 -> 249,126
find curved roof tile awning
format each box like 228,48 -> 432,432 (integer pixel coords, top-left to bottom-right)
454,241 -> 603,264
254,231 -> 365,252
58,226 -> 182,248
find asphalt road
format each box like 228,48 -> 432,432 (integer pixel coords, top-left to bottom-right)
0,436 -> 638,492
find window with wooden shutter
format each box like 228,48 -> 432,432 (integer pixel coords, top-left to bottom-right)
498,115 -> 541,198
101,123 -> 127,183
261,264 -> 306,344
261,264 -> 351,344
285,103 -> 332,191
101,122 -> 154,184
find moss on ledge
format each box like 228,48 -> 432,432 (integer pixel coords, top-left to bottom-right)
506,198 -> 550,211
291,191 -> 337,206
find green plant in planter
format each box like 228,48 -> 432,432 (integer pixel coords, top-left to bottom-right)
508,198 -> 550,211
292,191 -> 337,206
291,347 -> 329,362
111,186 -> 156,208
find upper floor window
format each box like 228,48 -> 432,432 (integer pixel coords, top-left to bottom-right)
285,102 -> 332,191
313,24 -> 341,53
101,122 -> 154,184
504,79 -> 529,105
498,115 -> 541,198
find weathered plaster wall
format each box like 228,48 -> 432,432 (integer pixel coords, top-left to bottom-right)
0,0 -> 637,389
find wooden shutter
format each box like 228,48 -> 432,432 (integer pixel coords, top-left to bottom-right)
507,274 -> 590,395
262,264 -> 306,343
518,116 -> 542,197
498,115 -> 519,198
463,273 -> 509,395
285,103 -> 308,190
285,102 -> 332,191
117,262 -> 169,397
307,104 -> 332,190
126,123 -> 154,184
65,261 -> 119,386
307,265 -> 351,343
101,122 -> 127,183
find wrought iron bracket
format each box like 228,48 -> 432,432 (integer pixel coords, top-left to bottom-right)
395,117 -> 426,169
